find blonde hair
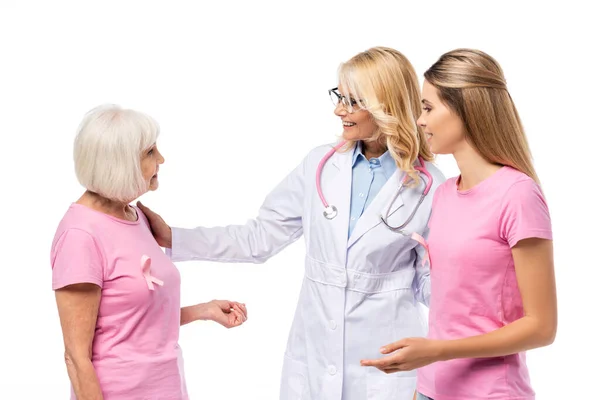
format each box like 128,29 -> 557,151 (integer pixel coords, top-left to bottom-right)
338,47 -> 433,184
424,49 -> 539,183
74,104 -> 160,202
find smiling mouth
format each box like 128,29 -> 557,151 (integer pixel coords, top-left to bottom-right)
343,121 -> 356,127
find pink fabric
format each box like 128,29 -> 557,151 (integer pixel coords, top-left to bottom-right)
316,140 -> 347,207
411,232 -> 430,267
51,204 -> 188,400
417,167 -> 552,400
141,254 -> 165,290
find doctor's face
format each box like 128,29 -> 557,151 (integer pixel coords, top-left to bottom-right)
333,85 -> 378,142
140,142 -> 165,193
417,80 -> 466,155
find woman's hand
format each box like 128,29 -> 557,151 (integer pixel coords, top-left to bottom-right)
136,201 -> 172,248
181,301 -> 248,328
205,300 -> 248,328
360,338 -> 444,373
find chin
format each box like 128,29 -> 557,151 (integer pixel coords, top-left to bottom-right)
342,132 -> 366,141
146,180 -> 159,192
428,142 -> 443,154
433,141 -> 455,154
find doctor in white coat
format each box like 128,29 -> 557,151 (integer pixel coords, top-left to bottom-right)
138,47 -> 445,400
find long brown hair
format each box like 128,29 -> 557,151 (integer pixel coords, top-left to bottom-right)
424,49 -> 539,183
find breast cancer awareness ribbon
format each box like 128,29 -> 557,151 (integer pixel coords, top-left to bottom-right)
141,255 -> 164,290
411,232 -> 431,268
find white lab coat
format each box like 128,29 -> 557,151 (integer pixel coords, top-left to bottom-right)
169,143 -> 445,400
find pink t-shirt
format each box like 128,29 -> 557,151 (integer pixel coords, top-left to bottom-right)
417,167 -> 552,400
51,204 -> 188,400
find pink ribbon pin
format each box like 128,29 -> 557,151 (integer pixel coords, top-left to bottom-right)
411,232 -> 431,269
141,255 -> 164,290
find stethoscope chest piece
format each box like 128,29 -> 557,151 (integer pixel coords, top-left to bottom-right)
323,205 -> 338,220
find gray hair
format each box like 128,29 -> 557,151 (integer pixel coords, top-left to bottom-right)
74,104 -> 160,202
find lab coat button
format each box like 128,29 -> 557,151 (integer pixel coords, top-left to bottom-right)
328,365 -> 337,375
329,320 -> 337,330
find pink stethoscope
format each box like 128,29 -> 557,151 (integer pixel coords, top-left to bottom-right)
316,140 -> 433,264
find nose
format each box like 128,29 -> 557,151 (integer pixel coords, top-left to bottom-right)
417,112 -> 426,128
157,149 -> 165,164
334,102 -> 347,117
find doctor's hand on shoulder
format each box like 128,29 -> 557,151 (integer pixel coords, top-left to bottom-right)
360,338 -> 444,373
137,201 -> 172,248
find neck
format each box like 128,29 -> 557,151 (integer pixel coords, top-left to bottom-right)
77,191 -> 137,221
362,140 -> 386,160
453,144 -> 502,191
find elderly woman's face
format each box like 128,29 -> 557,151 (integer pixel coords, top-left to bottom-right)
141,143 -> 164,192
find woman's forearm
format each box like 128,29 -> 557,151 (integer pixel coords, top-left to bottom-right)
439,315 -> 556,361
168,160 -> 306,264
181,303 -> 212,326
65,355 -> 103,400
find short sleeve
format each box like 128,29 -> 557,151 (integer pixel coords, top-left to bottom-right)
499,179 -> 552,247
51,229 -> 104,290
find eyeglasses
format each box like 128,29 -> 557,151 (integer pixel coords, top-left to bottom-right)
328,87 -> 363,113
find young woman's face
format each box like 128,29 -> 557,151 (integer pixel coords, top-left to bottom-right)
417,80 -> 466,154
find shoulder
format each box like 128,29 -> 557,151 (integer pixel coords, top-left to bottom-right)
498,167 -> 544,199
51,222 -> 103,267
50,204 -> 118,260
502,167 -> 539,188
52,205 -> 98,248
50,208 -> 106,288
295,141 -> 352,177
304,141 -> 347,162
496,168 -> 551,244
500,168 -> 547,207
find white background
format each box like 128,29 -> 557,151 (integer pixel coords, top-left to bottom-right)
1,1 -> 598,399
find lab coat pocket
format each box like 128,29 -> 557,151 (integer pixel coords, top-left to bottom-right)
280,354 -> 310,400
366,367 -> 416,400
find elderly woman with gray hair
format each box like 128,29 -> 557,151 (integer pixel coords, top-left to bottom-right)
50,104 -> 247,400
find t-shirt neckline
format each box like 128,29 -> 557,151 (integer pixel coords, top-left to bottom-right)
70,203 -> 141,225
455,166 -> 509,196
